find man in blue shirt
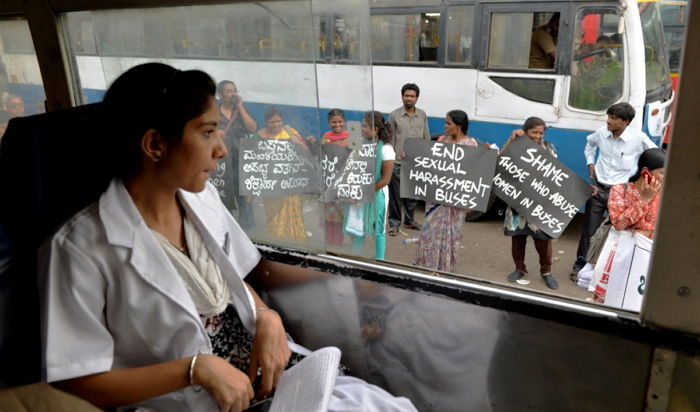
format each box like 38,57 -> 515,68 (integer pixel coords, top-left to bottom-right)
572,102 -> 657,276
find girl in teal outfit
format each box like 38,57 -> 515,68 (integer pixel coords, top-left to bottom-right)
347,111 -> 395,259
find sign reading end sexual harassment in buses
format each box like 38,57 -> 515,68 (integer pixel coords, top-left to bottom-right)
239,138 -> 319,197
494,136 -> 591,238
400,139 -> 497,212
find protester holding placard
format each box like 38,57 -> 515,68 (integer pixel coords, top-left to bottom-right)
322,109 -> 350,245
347,111 -> 395,259
501,117 -> 559,289
254,107 -> 310,241
216,80 -> 257,229
414,110 -> 483,272
589,148 -> 665,302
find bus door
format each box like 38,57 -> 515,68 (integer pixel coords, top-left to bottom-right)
475,3 -> 570,124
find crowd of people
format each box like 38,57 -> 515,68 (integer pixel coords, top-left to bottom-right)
189,76 -> 667,295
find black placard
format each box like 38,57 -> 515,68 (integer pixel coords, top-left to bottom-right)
493,136 -> 591,238
238,138 -> 319,197
321,144 -> 352,202
400,139 -> 497,212
327,141 -> 377,203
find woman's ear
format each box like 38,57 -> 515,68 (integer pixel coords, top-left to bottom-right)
141,129 -> 166,162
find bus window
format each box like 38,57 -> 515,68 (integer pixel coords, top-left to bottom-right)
371,12 -> 441,63
0,18 -> 47,136
487,12 -> 560,70
638,1 -> 672,94
61,2 -> 376,260
568,8 -> 624,111
445,5 -> 475,65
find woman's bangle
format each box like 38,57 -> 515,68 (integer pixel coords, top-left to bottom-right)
189,354 -> 198,386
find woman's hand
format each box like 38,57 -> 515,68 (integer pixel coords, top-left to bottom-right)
192,354 -> 254,412
501,129 -> 524,152
248,309 -> 291,398
638,175 -> 661,202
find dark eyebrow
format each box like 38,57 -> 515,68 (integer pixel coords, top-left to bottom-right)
199,120 -> 219,128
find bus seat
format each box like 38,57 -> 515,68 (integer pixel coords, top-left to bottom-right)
0,103 -> 111,386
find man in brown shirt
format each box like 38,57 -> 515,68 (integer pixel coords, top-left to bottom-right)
388,83 -> 431,234
529,13 -> 559,69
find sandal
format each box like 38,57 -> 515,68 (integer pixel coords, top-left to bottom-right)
388,228 -> 398,237
507,270 -> 524,282
542,273 -> 559,290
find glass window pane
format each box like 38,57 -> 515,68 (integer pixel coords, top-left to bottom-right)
489,77 -> 554,104
0,18 -> 47,141
639,2 -> 671,92
63,12 -> 97,55
568,8 -> 624,111
371,13 -> 440,63
446,6 -> 474,65
487,13 -> 533,69
61,2 -> 376,260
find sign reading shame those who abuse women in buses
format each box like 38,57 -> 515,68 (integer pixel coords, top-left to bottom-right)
493,136 -> 590,238
239,138 -> 319,197
400,139 -> 497,212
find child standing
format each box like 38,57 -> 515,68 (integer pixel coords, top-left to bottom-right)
322,109 -> 350,245
502,117 -> 559,290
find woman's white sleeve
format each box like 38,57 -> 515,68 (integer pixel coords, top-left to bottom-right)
41,236 -> 113,382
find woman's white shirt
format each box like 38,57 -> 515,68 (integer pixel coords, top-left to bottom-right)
40,179 -> 261,411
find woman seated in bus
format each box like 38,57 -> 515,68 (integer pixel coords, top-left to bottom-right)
40,63 -> 417,412
413,110 -> 496,273
254,107 -> 309,241
347,111 -> 394,259
607,148 -> 665,239
502,117 -> 559,290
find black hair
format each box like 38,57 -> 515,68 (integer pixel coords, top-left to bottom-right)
607,102 -> 635,123
101,62 -> 216,179
629,148 -> 665,182
363,111 -> 393,145
264,106 -> 283,122
523,116 -> 546,132
216,80 -> 234,98
548,12 -> 560,25
401,83 -> 420,98
446,110 -> 469,134
327,108 -> 345,122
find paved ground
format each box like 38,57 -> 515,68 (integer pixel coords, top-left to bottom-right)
246,198 -> 592,301
382,204 -> 591,300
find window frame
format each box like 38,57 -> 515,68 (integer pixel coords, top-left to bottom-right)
477,2 -> 572,74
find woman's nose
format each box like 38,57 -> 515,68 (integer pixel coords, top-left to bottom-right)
216,135 -> 228,159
